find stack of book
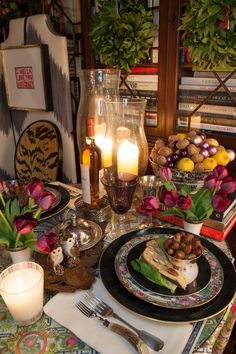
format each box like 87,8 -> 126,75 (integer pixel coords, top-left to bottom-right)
177,71 -> 236,135
120,73 -> 158,127
155,195 -> 236,241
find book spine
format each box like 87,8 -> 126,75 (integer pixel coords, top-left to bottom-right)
178,102 -> 236,116
179,84 -> 236,92
131,67 -> 159,74
124,74 -> 158,82
120,81 -> 158,91
177,119 -> 236,134
177,114 -> 236,127
181,77 -> 236,86
178,90 -> 236,107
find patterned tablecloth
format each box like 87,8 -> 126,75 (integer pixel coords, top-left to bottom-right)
0,206 -> 235,354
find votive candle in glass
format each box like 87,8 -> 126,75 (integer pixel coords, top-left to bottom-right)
0,261 -> 44,326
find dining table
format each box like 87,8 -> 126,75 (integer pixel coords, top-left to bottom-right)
0,181 -> 235,354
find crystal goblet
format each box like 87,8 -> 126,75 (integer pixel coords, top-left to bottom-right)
101,175 -> 139,240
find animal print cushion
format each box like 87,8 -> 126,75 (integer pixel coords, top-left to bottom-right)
15,120 -> 62,182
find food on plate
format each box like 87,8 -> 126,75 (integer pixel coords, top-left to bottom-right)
131,237 -> 189,293
164,232 -> 203,260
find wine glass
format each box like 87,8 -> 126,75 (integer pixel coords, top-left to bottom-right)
101,174 -> 139,240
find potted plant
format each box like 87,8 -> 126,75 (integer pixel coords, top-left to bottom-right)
179,0 -> 236,71
89,0 -> 158,72
0,180 -> 57,262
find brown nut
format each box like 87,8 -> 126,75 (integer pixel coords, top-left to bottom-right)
183,244 -> 192,255
174,233 -> 182,242
174,250 -> 185,259
167,248 -> 174,256
184,233 -> 195,243
188,253 -> 197,260
176,138 -> 190,150
156,155 -> 167,166
164,239 -> 173,249
172,241 -> 180,250
158,146 -> 173,157
154,138 -> 166,151
187,144 -> 199,156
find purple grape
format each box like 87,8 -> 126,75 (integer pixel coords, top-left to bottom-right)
201,142 -> 210,149
179,149 -> 188,158
167,162 -> 174,168
200,148 -> 209,157
167,156 -> 172,162
172,153 -> 179,161
200,132 -> 206,140
208,145 -> 218,156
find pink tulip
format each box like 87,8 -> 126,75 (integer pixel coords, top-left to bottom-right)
176,195 -> 192,210
141,196 -> 160,211
220,176 -> 236,195
26,180 -> 44,199
37,191 -> 56,210
13,212 -> 38,234
212,165 -> 228,180
160,167 -> 172,181
36,231 -> 57,253
161,190 -> 178,207
204,175 -> 221,190
0,180 -> 6,193
212,193 -> 231,212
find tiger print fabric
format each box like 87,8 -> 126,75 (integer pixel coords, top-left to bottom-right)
15,120 -> 62,182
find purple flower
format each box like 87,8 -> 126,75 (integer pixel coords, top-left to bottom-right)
212,165 -> 228,180
37,191 -> 56,210
0,180 -> 6,193
212,193 -> 231,212
26,181 -> 44,199
220,176 -> 236,195
161,190 -> 178,207
13,212 -> 38,234
176,195 -> 192,210
160,167 -> 172,181
204,175 -> 221,190
36,231 -> 57,253
141,196 -> 160,211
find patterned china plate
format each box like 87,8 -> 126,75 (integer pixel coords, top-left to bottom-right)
114,234 -> 224,309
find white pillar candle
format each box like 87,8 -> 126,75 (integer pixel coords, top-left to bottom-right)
0,262 -> 44,326
117,140 -> 139,179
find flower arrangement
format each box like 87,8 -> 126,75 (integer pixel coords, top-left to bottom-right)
0,180 -> 56,250
159,165 -> 236,223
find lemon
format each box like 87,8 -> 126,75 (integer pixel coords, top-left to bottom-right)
203,157 -> 217,170
177,133 -> 187,140
177,157 -> 195,171
212,150 -> 230,166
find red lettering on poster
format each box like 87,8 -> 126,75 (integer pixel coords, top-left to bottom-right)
15,67 -> 34,89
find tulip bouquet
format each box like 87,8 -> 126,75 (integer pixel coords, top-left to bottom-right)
159,166 -> 236,223
0,180 -> 57,250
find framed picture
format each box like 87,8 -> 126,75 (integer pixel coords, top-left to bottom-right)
0,44 -> 53,111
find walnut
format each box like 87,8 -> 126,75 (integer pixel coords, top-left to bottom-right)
187,144 -> 199,156
191,153 -> 204,163
194,162 -> 205,171
150,148 -> 159,162
154,138 -> 165,151
156,154 -> 167,166
168,135 -> 179,147
176,138 -> 190,150
158,146 -> 173,157
186,130 -> 198,138
218,145 -> 226,151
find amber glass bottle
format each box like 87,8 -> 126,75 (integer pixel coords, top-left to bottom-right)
80,118 -> 104,208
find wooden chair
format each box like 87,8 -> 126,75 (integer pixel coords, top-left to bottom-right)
14,120 -> 62,182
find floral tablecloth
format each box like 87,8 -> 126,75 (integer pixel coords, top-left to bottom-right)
0,206 -> 235,354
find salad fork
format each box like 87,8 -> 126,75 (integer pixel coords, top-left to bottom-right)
75,300 -> 149,354
82,292 -> 164,352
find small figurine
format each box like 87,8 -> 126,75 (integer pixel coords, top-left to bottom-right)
62,234 -> 80,267
47,242 -> 64,275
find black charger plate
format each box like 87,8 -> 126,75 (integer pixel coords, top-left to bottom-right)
40,184 -> 70,220
99,227 -> 236,323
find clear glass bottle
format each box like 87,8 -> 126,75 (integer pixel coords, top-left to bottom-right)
80,118 -> 104,209
76,69 -> 120,154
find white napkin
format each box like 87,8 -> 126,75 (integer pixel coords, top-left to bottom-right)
44,277 -> 195,354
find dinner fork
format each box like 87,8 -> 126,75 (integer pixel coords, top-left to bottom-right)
82,292 -> 164,352
75,301 -> 149,354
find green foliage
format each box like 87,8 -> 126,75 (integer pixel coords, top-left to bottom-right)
90,0 -> 158,72
0,1 -> 40,27
131,256 -> 177,293
179,0 -> 236,69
